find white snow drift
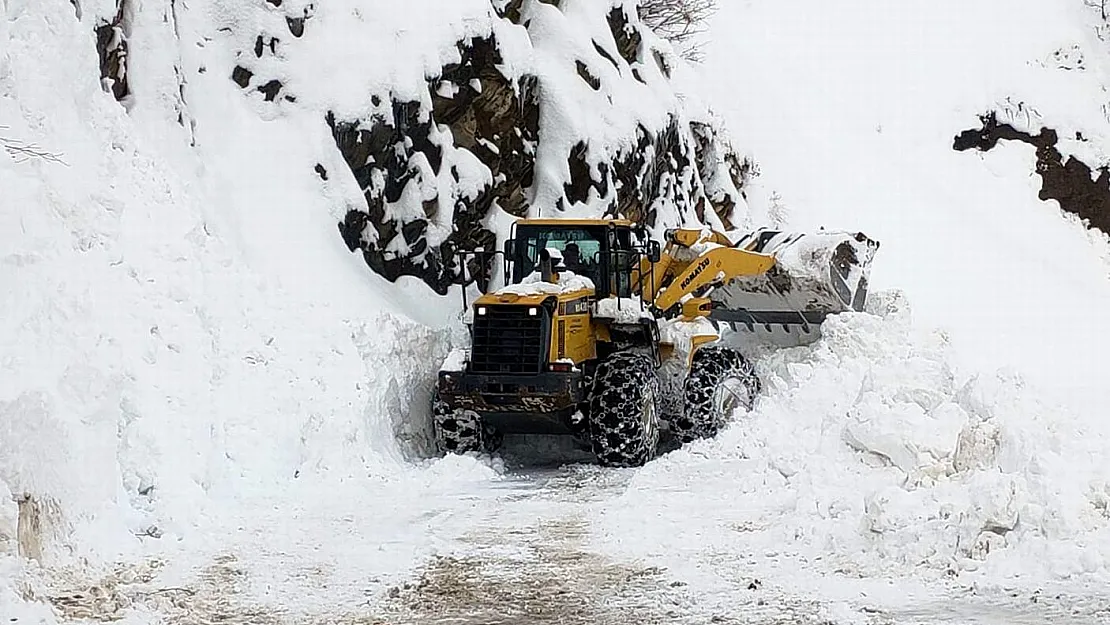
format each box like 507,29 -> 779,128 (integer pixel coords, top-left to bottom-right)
4,0 -> 1110,621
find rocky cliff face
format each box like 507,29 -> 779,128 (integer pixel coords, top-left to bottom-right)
83,0 -> 752,296
233,0 -> 751,294
955,112 -> 1110,235
323,1 -> 752,294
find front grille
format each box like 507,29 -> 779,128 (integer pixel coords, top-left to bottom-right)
470,306 -> 548,374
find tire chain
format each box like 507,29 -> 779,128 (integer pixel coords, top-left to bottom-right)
432,393 -> 487,454
587,351 -> 661,467
671,345 -> 760,443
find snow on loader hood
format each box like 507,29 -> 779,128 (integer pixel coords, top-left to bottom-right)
493,270 -> 596,297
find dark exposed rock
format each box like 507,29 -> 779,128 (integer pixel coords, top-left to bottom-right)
494,0 -> 525,23
652,50 -> 671,79
265,0 -> 282,6
565,141 -> 596,205
254,35 -> 278,58
430,35 -> 538,218
329,33 -> 539,294
954,112 -> 1110,234
286,4 -> 313,38
559,118 -> 706,227
324,9 -> 751,295
95,1 -> 130,102
691,121 -> 755,228
231,65 -> 252,88
576,60 -> 601,90
608,7 -> 641,65
287,16 -> 305,38
257,79 -> 282,101
593,41 -> 620,70
314,164 -> 328,180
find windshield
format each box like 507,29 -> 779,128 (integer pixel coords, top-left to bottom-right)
515,225 -> 604,289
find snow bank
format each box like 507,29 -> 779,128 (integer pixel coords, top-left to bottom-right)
593,0 -> 1110,593
0,0 -> 455,611
594,292 -> 1110,591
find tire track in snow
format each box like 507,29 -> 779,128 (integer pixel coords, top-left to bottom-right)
378,517 -> 685,625
24,460 -> 1110,624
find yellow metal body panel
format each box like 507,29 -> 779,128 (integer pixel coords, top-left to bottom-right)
653,247 -> 775,314
474,286 -> 593,307
473,285 -> 599,366
667,228 -> 732,247
680,297 -> 713,319
551,296 -> 597,364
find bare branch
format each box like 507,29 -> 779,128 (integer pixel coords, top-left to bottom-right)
0,126 -> 67,166
638,0 -> 718,62
1085,0 -> 1108,22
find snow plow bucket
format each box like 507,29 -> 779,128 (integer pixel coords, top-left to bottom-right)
709,229 -> 880,346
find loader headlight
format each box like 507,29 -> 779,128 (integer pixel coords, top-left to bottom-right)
477,306 -> 488,316
528,307 -> 538,316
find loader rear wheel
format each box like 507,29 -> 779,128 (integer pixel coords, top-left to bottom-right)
432,392 -> 500,455
587,351 -> 661,467
673,345 -> 760,443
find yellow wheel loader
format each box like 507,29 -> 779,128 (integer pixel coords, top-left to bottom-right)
432,218 -> 879,467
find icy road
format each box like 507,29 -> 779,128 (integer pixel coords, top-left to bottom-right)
33,447 -> 1110,625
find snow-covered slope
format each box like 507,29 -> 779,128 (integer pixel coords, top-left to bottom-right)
0,0 -> 746,620
0,0 -> 460,592
591,0 -> 1110,597
5,0 -> 1110,621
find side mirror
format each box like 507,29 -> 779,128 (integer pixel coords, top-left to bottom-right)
648,241 -> 661,263
503,238 -> 517,258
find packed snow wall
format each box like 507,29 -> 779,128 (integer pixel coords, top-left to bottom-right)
0,0 -> 512,572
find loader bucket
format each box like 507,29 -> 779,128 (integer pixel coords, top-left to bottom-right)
708,229 -> 880,346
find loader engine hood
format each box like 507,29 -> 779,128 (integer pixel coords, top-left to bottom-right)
711,230 -> 880,345
481,270 -> 596,304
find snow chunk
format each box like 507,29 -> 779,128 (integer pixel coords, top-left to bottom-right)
439,347 -> 468,373
593,297 -> 653,323
494,270 -> 595,296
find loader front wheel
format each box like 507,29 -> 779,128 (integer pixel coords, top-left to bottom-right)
587,351 -> 661,467
673,345 -> 760,443
432,392 -> 500,455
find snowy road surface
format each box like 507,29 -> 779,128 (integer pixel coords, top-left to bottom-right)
30,455 -> 1110,625
16,298 -> 1110,625
30,444 -> 1110,625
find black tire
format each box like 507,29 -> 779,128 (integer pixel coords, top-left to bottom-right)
587,351 -> 661,467
431,392 -> 500,455
672,345 -> 760,443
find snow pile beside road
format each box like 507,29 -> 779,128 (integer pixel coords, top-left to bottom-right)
635,0 -> 1110,595
594,291 -> 1110,593
0,0 -> 452,608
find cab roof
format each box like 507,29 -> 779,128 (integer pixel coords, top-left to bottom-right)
515,218 -> 635,228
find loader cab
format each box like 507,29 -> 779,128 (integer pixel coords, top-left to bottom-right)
504,219 -> 653,298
